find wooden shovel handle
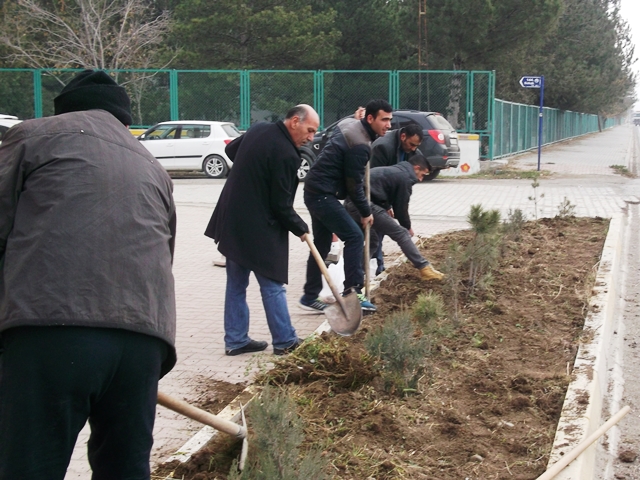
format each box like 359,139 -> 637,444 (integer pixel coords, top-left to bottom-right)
157,391 -> 247,440
536,405 -> 630,480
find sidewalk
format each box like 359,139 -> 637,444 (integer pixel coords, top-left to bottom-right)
64,125 -> 636,479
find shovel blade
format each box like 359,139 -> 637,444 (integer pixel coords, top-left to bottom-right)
324,292 -> 362,336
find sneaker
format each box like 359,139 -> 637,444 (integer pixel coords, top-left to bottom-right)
273,338 -> 304,356
298,296 -> 327,313
420,264 -> 444,281
355,292 -> 377,313
225,339 -> 268,356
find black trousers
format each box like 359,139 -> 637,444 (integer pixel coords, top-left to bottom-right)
0,326 -> 168,480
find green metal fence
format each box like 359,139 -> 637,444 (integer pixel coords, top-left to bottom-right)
0,68 -> 494,131
491,99 -> 621,159
0,68 -> 621,160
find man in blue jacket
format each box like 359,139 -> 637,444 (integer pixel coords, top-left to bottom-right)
300,99 -> 392,313
346,156 -> 444,281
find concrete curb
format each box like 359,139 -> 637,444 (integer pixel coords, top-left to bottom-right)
547,213 -> 625,479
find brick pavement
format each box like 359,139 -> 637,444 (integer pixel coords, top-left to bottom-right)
64,125 -> 635,479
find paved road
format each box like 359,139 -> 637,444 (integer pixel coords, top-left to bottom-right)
65,125 -> 638,479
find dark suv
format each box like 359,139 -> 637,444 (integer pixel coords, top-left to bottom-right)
298,110 -> 460,181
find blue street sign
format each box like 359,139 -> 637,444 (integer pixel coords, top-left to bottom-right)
519,75 -> 545,171
519,76 -> 543,88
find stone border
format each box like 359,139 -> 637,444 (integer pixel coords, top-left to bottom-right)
547,213 -> 625,478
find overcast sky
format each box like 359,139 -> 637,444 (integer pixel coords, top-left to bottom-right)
620,0 -> 639,108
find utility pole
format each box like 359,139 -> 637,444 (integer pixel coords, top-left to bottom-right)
418,0 -> 428,69
418,0 -> 428,110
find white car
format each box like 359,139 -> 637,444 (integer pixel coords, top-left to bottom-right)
0,114 -> 22,144
137,120 -> 241,178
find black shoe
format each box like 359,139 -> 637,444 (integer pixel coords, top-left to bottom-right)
225,339 -> 268,356
273,338 -> 303,356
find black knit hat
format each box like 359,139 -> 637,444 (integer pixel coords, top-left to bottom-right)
54,69 -> 133,126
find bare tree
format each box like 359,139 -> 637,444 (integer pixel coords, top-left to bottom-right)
0,0 -> 173,71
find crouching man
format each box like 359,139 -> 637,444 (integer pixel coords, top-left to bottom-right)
346,155 -> 444,281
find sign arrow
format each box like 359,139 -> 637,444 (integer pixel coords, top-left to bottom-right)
520,76 -> 543,88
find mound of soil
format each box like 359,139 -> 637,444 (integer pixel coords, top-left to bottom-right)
156,217 -> 609,480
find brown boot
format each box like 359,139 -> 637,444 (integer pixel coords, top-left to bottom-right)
420,264 -> 444,281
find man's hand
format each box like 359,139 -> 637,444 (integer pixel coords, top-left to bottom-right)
300,232 -> 309,242
409,228 -> 414,237
387,208 -> 395,218
354,107 -> 365,120
361,215 -> 374,228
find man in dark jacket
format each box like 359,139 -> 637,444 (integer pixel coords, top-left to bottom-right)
205,105 -> 319,356
370,123 -> 425,274
0,70 -> 177,480
370,124 -> 424,168
346,156 -> 444,281
300,99 -> 392,313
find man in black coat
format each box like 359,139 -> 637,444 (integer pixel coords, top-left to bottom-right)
345,155 -> 444,281
370,123 -> 424,168
205,105 -> 319,356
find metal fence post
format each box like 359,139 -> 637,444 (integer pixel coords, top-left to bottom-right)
240,71 -> 250,130
169,70 -> 178,121
390,71 -> 399,110
33,70 -> 43,118
314,71 -> 324,129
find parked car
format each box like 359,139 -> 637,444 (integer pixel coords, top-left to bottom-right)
137,120 -> 241,178
0,114 -> 22,144
299,109 -> 460,181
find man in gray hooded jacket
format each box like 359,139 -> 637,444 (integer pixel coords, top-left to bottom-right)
0,70 -> 177,480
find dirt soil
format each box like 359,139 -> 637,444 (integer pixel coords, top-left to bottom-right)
155,216 -> 609,480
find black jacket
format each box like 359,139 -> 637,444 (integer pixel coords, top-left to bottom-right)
304,118 -> 376,217
369,161 -> 419,230
0,110 -> 177,375
370,129 -> 422,169
205,121 -> 308,284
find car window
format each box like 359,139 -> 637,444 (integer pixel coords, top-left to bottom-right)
145,125 -> 178,140
221,124 -> 241,137
430,114 -> 455,130
179,124 -> 211,139
0,125 -> 7,141
393,115 -> 421,129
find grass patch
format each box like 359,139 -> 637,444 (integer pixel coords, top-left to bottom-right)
610,165 -> 635,177
463,168 -> 552,179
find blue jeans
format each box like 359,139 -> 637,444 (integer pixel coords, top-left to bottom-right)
224,258 -> 298,350
303,192 -> 364,301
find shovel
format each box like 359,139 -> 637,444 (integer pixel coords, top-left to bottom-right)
364,162 -> 371,299
304,234 -> 362,336
157,391 -> 249,471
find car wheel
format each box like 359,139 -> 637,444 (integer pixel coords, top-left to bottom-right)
203,155 -> 228,179
298,152 -> 313,181
422,168 -> 441,181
